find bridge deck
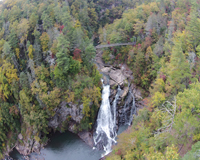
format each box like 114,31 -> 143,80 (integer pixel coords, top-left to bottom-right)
96,42 -> 134,49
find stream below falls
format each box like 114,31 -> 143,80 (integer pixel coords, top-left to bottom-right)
10,126 -> 128,160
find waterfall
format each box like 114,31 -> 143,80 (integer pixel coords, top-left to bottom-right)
112,86 -> 121,134
123,90 -> 136,125
128,91 -> 136,125
94,82 -> 121,156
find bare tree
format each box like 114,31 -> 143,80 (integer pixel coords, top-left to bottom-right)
155,97 -> 177,135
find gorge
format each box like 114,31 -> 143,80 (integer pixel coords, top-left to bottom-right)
9,48 -> 143,160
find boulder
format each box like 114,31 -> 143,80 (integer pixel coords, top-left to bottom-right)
101,67 -> 111,75
109,69 -> 126,85
109,79 -> 117,86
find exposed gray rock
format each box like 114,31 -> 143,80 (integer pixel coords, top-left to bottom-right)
16,138 -> 34,156
49,101 -> 84,129
109,69 -> 126,85
110,79 -> 117,86
101,67 -> 111,75
49,114 -> 59,129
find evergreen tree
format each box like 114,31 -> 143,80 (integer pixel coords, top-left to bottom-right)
167,41 -> 191,94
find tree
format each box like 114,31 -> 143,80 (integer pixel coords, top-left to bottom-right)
83,44 -> 96,70
173,82 -> 200,145
40,32 -> 50,52
167,41 -> 191,94
41,12 -> 53,31
31,80 -> 61,116
17,18 -> 29,45
0,60 -> 19,100
132,48 -> 145,86
186,5 -> 200,49
54,34 -> 70,79
29,13 -> 39,30
8,5 -> 21,23
0,102 -> 20,156
8,28 -> 18,51
28,45 -> 35,59
2,41 -> 11,60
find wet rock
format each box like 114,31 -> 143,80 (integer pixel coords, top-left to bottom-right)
78,131 -> 94,147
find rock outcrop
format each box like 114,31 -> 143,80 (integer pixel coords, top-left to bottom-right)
48,101 -> 84,129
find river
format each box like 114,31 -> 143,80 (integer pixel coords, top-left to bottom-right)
10,125 -> 128,160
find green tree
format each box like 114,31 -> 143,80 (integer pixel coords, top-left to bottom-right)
167,41 -> 191,94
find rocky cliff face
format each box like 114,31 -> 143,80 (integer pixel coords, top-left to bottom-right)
48,101 -> 94,147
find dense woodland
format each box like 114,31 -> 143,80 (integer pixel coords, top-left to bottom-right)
103,0 -> 200,159
0,0 -> 200,159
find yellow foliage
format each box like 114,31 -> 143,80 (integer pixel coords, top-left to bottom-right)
165,145 -> 179,160
28,45 -> 35,59
0,39 -> 5,54
15,48 -> 20,59
145,145 -> 179,160
152,92 -> 166,107
193,133 -> 200,141
74,20 -> 81,28
31,80 -> 61,116
0,61 -> 18,100
40,32 -> 50,52
17,18 -> 29,44
65,90 -> 75,103
34,136 -> 41,142
82,96 -> 90,117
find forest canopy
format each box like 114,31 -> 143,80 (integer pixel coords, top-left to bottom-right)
1,0 -> 200,159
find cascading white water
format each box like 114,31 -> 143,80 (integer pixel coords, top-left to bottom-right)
123,103 -> 128,123
112,86 -> 121,136
94,82 -> 121,156
128,91 -> 136,125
